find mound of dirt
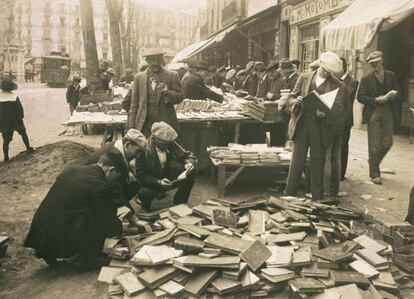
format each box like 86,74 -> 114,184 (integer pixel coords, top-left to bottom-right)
0,140 -> 96,186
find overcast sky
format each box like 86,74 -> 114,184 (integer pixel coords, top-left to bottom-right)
136,0 -> 206,15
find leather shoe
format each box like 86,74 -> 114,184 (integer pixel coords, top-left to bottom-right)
371,177 -> 382,185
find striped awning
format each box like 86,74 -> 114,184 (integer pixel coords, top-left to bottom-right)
172,23 -> 239,63
322,0 -> 414,51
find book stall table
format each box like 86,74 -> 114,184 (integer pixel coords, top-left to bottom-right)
208,145 -> 311,198
65,111 -> 260,147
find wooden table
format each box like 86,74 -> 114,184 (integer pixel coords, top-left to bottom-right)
209,157 -> 292,198
65,111 -> 258,145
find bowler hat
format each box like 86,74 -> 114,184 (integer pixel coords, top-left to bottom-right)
280,58 -> 293,70
266,61 -> 279,71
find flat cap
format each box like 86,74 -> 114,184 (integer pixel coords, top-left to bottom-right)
366,51 -> 383,63
143,48 -> 166,58
208,66 -> 217,72
245,61 -> 255,72
280,58 -> 293,70
266,61 -> 279,71
254,61 -> 266,71
217,66 -> 226,72
125,129 -> 148,150
101,148 -> 129,180
236,69 -> 247,77
151,122 -> 178,142
226,69 -> 237,81
320,51 -> 342,74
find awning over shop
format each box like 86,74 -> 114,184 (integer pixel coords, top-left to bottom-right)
172,23 -> 239,63
322,0 -> 414,51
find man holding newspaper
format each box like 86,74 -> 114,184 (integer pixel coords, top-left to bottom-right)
284,51 -> 348,201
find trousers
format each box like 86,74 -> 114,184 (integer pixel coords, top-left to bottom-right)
285,115 -> 326,200
341,126 -> 352,179
367,106 -> 394,178
324,134 -> 342,196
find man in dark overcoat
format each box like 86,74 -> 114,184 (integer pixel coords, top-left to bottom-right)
284,52 -> 347,200
136,122 -> 197,212
127,49 -> 183,137
66,75 -> 81,114
357,51 -> 399,185
24,150 -> 129,268
181,60 -> 224,103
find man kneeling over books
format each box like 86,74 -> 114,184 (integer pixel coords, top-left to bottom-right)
136,122 -> 197,212
24,150 -> 132,269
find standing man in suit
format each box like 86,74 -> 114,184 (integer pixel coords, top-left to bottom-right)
284,52 -> 347,200
127,49 -> 183,137
242,61 -> 258,97
277,58 -> 300,113
339,57 -> 359,181
357,51 -> 399,185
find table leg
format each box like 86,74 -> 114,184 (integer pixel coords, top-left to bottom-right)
217,164 -> 226,198
225,166 -> 245,189
234,123 -> 240,143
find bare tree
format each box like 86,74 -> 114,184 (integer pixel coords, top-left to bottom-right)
105,0 -> 124,81
80,0 -> 101,91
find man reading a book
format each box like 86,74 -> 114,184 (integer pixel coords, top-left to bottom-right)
136,122 -> 197,211
284,51 -> 347,200
357,51 -> 400,185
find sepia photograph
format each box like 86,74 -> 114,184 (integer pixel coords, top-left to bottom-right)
0,0 -> 414,298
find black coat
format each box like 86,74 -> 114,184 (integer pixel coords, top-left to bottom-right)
66,84 -> 80,105
243,74 -> 258,96
136,136 -> 197,189
342,74 -> 359,127
24,165 -> 126,261
357,70 -> 400,124
181,71 -> 223,103
0,91 -> 24,132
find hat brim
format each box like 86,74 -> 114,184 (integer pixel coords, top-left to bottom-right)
368,57 -> 382,63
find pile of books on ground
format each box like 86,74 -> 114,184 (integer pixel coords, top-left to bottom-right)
97,196 -> 414,298
207,144 -> 290,165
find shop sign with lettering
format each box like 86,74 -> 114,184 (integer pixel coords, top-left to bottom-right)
290,0 -> 352,25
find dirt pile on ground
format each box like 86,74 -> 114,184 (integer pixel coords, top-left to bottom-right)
0,140 -> 95,187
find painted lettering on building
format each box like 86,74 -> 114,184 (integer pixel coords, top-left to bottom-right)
290,0 -> 351,25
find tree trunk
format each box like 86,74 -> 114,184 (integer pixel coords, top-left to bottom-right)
106,0 -> 124,82
80,0 -> 101,91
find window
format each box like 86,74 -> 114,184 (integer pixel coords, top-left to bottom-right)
60,16 -> 65,26
75,18 -> 80,26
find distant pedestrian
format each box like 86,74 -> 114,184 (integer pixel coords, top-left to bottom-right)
357,51 -> 399,185
66,75 -> 81,115
0,77 -> 34,162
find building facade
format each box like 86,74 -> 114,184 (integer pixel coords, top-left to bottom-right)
132,3 -> 198,64
5,0 -> 198,78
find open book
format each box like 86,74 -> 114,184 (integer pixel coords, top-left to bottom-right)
170,165 -> 194,185
303,88 -> 339,113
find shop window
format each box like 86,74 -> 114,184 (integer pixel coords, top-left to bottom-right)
300,23 -> 319,71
